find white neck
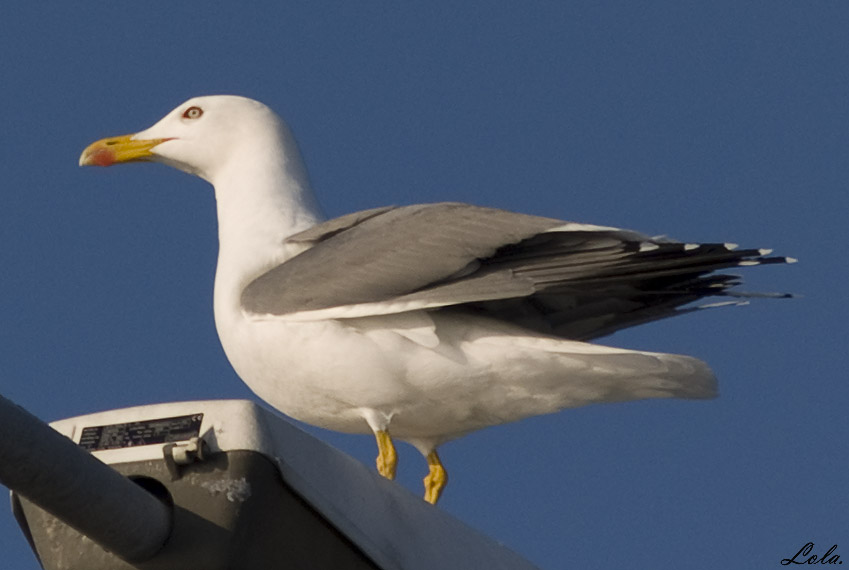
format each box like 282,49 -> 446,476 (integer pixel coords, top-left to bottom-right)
210,133 -> 324,324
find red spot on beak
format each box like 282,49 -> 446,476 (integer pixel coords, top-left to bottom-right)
89,147 -> 115,167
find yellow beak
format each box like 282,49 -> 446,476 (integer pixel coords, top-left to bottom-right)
79,134 -> 171,167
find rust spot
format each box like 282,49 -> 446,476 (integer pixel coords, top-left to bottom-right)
90,147 -> 115,167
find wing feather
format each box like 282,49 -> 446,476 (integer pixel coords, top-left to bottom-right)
241,203 -> 562,314
241,202 -> 792,340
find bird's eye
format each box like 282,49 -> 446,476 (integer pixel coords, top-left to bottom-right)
182,106 -> 203,120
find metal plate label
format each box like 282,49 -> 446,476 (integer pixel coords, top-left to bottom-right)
78,413 -> 204,451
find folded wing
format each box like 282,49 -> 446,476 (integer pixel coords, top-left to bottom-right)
241,202 -> 792,339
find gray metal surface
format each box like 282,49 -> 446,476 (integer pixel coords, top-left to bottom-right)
10,399 -> 541,570
16,451 -> 379,570
0,395 -> 171,562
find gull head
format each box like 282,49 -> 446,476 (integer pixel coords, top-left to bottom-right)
79,95 -> 301,185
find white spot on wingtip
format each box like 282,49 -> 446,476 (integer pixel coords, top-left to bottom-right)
786,257 -> 798,264
639,242 -> 660,252
724,243 -> 739,250
758,248 -> 774,256
699,300 -> 750,309
684,243 -> 699,251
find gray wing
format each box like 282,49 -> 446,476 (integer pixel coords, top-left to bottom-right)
285,205 -> 396,243
241,202 -> 793,340
241,202 -> 567,313
454,235 -> 791,340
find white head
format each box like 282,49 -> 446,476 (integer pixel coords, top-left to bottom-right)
79,95 -> 311,189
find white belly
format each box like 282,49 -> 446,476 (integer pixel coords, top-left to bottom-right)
215,308 -> 717,444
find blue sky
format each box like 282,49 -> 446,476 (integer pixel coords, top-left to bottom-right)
1,3 -> 846,568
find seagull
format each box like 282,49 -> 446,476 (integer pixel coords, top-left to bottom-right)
79,95 -> 792,504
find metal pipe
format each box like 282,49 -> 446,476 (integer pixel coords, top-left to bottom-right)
0,394 -> 171,562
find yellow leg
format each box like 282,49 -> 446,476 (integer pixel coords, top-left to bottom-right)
374,430 -> 397,480
423,450 -> 448,504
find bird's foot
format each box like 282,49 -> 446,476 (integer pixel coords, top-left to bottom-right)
423,450 -> 447,504
374,430 -> 397,480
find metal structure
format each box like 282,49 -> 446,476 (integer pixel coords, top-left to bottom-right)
2,396 -> 540,570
